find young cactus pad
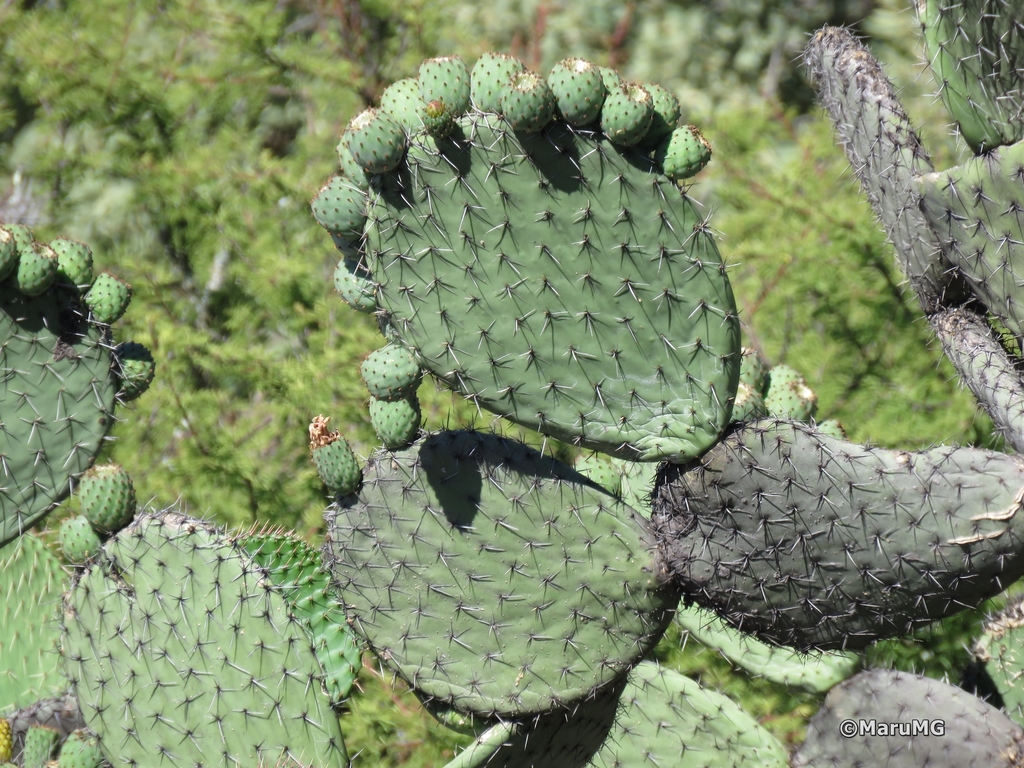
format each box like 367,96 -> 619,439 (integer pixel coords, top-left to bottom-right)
60,511 -> 347,767
323,430 -> 679,717
360,105 -> 738,461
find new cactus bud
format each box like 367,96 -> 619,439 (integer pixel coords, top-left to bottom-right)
0,227 -> 17,282
56,731 -> 103,768
333,257 -> 376,313
423,99 -> 457,138
84,272 -> 132,324
639,83 -> 682,149
764,363 -> 817,421
309,415 -> 362,497
23,725 -> 60,768
79,464 -> 136,536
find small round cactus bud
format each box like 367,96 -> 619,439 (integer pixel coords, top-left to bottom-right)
360,343 -> 422,401
85,272 -> 132,324
309,415 -> 362,496
15,242 -> 58,297
60,515 -> 103,563
345,108 -> 407,174
638,83 -> 681,149
311,175 -> 368,240
380,77 -> 426,131
548,58 -> 607,127
0,227 -> 17,282
601,82 -> 654,147
333,258 -> 377,313
50,237 -> 95,289
501,71 -> 556,133
655,125 -> 712,181
114,341 -> 156,402
57,730 -> 104,768
369,395 -> 421,450
471,52 -> 525,113
419,55 -> 471,117
423,99 -> 457,138
80,463 -> 136,535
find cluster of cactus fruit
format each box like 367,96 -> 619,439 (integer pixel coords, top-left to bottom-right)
6,1 -> 1024,766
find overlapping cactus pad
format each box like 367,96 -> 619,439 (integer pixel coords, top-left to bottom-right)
974,595 -> 1024,727
323,430 -> 679,716
61,511 -> 347,767
653,420 -> 1024,649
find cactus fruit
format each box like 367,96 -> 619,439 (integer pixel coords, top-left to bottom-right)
638,83 -> 682,150
14,243 -> 58,297
23,726 -> 60,768
597,66 -> 622,92
78,464 -> 135,536
599,82 -> 654,147
379,77 -> 426,131
974,596 -> 1024,726
793,669 -> 1024,767
470,52 -> 525,113
56,730 -> 103,768
323,430 -> 679,717
311,175 -> 368,240
333,257 -> 377,313
343,108 -> 408,174
500,71 -> 556,133
731,381 -> 767,422
0,721 -> 9,764
308,415 -> 362,496
419,55 -> 472,117
61,511 -> 348,767
739,346 -> 769,392
655,124 -> 713,182
368,394 -> 421,449
48,239 -> 93,288
57,517 -> 101,564
653,420 -> 1024,650
0,227 -> 16,281
360,343 -> 422,401
764,363 -> 817,420
112,341 -> 155,402
82,273 -> 131,324
547,58 -> 606,127
815,418 -> 847,439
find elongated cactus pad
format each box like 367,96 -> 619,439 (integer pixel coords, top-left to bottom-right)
653,419 -> 1024,649
323,430 -> 679,717
793,669 -> 1024,767
974,595 -> 1024,727
61,511 -> 347,767
0,535 -> 66,713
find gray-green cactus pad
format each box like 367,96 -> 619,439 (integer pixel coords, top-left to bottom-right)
323,430 -> 679,716
652,419 -> 1024,650
364,114 -> 739,462
793,669 -> 1024,767
974,595 -> 1024,727
61,511 -> 348,767
0,283 -> 118,547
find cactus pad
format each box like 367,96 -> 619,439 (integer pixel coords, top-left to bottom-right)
61,511 -> 348,767
974,595 -> 1024,727
323,430 -> 679,717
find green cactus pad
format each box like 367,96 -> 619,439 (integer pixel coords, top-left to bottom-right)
653,420 -> 1024,650
547,58 -> 606,127
15,243 -> 58,297
362,114 -> 740,462
0,280 -> 119,547
974,596 -> 1024,727
0,228 -> 16,282
764,364 -> 817,421
323,430 -> 679,717
4,695 -> 85,757
112,341 -> 155,402
344,108 -> 408,174
0,535 -> 67,713
574,453 -> 622,497
361,342 -> 422,401
368,394 -> 421,449
380,77 -> 426,132
654,125 -> 712,181
600,83 -> 653,148
309,415 -> 362,496
238,529 -> 362,705
676,605 -> 861,692
58,516 -> 102,564
23,725 -> 60,768
638,83 -> 681,150
78,464 -> 135,535
793,669 -> 1024,767
470,53 -> 525,113
48,239 -> 93,289
61,510 -> 348,767
311,174 -> 369,240
500,71 -> 556,133
419,55 -> 472,117
919,0 -> 1024,154
56,730 -> 102,768
333,257 -> 377,313
83,273 -> 131,325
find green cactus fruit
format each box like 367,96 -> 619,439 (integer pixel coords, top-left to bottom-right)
655,124 -> 712,181
330,232 -> 363,261
324,430 -> 679,717
379,77 -> 425,132
597,66 -> 622,92
360,342 -> 422,401
732,381 -> 767,422
59,516 -> 102,564
0,227 -> 18,282
638,83 -> 682,150
547,58 -> 606,127
78,464 -> 135,535
56,730 -> 103,768
361,113 -> 739,462
0,535 -> 66,712
600,82 -> 654,147
5,224 -> 34,253
61,510 -> 348,767
344,108 -> 408,174
765,364 -> 817,421
574,453 -> 622,497
653,420 -> 1024,650
368,394 -> 421,449
419,55 -> 471,117
83,272 -> 131,324
49,238 -> 94,289
0,721 -> 9,764
676,605 -> 861,693
309,415 -> 363,496
974,596 -> 1024,727
423,99 -> 457,138
23,725 -> 60,768
333,257 -> 377,313
739,346 -> 769,393
311,174 -> 368,240
919,0 -> 1024,154
238,528 -> 362,705
15,243 -> 58,297
470,52 -> 525,113
113,341 -> 155,402
816,419 -> 847,439
793,669 -> 1024,767
500,71 -> 556,133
